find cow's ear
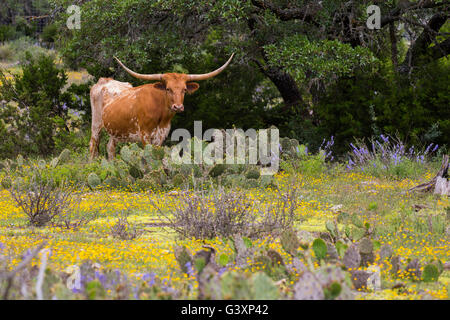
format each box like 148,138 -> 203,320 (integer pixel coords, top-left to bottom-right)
186,82 -> 199,94
154,82 -> 166,90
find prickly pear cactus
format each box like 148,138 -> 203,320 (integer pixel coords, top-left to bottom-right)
50,157 -> 59,168
245,168 -> 260,180
38,159 -> 47,169
101,158 -> 110,169
129,165 -> 143,179
359,238 -> 374,266
280,229 -> 300,256
172,173 -> 185,188
120,146 -> 133,164
174,246 -> 193,274
16,154 -> 24,167
343,244 -> 361,270
103,176 -> 120,188
379,244 -> 393,261
151,146 -> 165,161
58,149 -> 71,164
115,160 -> 129,179
251,272 -> 279,300
325,220 -> 338,240
422,263 -> 440,282
1,176 -> 12,189
87,173 -> 101,189
209,164 -> 226,178
293,271 -> 324,300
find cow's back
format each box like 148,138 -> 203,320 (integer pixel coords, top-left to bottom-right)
90,78 -> 133,130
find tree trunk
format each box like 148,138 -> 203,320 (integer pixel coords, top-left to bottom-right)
389,22 -> 399,69
247,14 -> 308,117
408,155 -> 449,195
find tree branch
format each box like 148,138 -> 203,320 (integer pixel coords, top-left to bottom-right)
250,0 -> 322,23
399,12 -> 449,73
381,0 -> 450,28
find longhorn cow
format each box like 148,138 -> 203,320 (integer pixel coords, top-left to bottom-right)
89,54 -> 234,160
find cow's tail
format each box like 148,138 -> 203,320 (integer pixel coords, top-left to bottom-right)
89,82 -> 104,159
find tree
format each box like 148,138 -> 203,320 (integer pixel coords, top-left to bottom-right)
0,53 -> 84,157
50,0 -> 449,149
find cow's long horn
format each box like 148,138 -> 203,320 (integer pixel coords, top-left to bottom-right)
114,57 -> 162,81
187,53 -> 234,81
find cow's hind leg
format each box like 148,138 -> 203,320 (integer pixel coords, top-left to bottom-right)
89,129 -> 101,161
107,136 -> 117,161
89,88 -> 103,161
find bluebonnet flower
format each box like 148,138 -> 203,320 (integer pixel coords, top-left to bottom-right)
185,261 -> 195,277
424,143 -> 433,155
218,267 -> 227,276
95,271 -> 107,287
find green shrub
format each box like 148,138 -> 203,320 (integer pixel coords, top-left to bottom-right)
0,44 -> 14,61
0,51 -> 86,158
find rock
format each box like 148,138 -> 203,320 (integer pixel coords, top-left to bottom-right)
444,262 -> 450,271
330,204 -> 343,213
293,272 -> 324,300
297,230 -> 314,243
434,176 -> 450,195
366,265 -> 382,291
343,244 -> 361,270
65,265 -> 81,291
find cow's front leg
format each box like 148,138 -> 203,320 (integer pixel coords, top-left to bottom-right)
140,132 -> 152,148
107,136 -> 117,161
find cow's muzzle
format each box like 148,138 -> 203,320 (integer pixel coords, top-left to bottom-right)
171,104 -> 184,113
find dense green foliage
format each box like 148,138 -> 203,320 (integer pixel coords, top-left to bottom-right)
0,0 -> 52,43
0,53 -> 89,157
318,61 -> 450,154
0,0 -> 448,159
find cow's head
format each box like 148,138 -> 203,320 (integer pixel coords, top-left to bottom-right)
114,54 -> 234,113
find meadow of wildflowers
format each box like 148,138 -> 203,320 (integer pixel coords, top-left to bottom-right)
0,150 -> 448,300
